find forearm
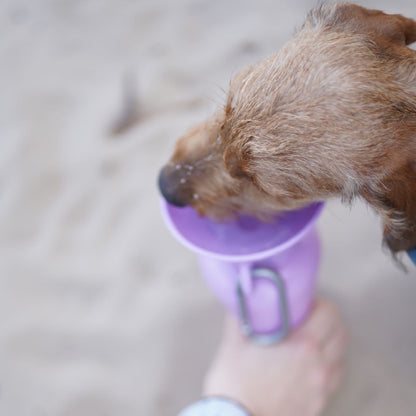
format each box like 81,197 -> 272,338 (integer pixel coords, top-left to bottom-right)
178,397 -> 251,416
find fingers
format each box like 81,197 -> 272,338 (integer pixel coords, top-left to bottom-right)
327,362 -> 345,395
321,325 -> 348,366
299,299 -> 344,348
221,313 -> 248,347
309,363 -> 344,416
221,299 -> 348,360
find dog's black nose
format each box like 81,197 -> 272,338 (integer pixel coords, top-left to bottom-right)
158,166 -> 189,207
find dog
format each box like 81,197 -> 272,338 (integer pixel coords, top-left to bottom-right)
159,2 -> 416,257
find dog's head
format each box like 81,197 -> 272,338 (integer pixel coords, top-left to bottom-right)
159,3 -> 416,253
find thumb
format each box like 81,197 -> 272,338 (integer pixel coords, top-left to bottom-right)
221,313 -> 248,346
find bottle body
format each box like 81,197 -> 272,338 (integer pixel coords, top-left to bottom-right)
198,227 -> 320,335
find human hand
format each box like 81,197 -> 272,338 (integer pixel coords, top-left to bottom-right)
203,300 -> 347,416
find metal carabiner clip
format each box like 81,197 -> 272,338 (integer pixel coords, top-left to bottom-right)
237,267 -> 290,346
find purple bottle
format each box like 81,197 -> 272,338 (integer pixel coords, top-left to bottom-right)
161,200 -> 324,345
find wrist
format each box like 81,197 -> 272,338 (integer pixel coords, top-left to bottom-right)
178,396 -> 252,416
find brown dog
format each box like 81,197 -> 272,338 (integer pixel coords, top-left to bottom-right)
159,2 -> 416,256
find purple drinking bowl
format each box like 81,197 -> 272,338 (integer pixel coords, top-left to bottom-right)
160,199 -> 324,345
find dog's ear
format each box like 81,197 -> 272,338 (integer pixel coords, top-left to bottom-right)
320,3 -> 416,46
360,163 -> 416,254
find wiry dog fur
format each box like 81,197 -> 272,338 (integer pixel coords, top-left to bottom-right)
159,2 -> 416,256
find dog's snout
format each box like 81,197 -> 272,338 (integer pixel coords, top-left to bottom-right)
158,166 -> 190,207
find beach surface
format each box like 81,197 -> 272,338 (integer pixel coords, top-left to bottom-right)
1,1 -> 416,414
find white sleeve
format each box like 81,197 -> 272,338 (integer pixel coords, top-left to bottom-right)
178,397 -> 251,416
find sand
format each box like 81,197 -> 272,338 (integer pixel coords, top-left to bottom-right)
1,0 -> 416,415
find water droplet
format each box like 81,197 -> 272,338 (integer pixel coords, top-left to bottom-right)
217,136 -> 222,144
180,178 -> 186,184
193,193 -> 199,199
175,164 -> 181,170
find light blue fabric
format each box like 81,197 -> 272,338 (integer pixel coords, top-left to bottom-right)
178,397 -> 250,416
408,247 -> 416,266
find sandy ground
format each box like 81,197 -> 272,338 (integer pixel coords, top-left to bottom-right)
1,0 -> 416,415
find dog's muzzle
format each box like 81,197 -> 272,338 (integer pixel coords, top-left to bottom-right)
158,166 -> 191,207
